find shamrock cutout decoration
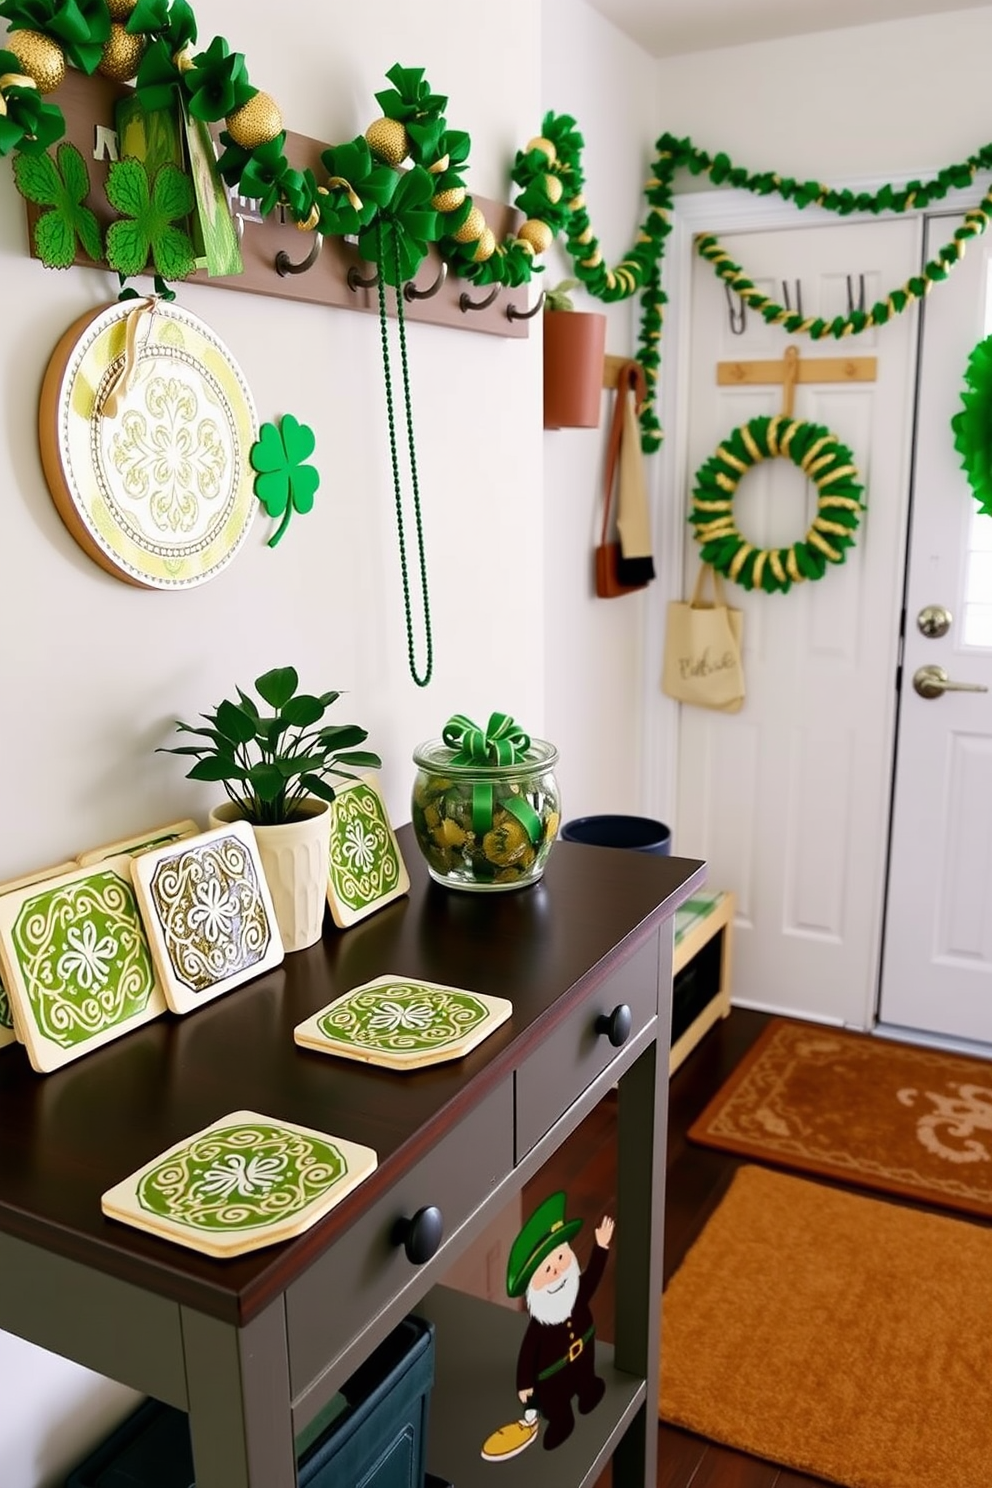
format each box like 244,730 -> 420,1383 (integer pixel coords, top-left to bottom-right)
13,141 -> 102,267
104,157 -> 196,282
250,415 -> 320,548
359,165 -> 439,287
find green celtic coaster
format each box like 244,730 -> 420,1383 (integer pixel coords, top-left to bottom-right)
131,823 -> 284,1016
0,856 -> 166,1073
326,775 -> 410,928
0,860 -> 78,1049
77,819 -> 201,868
101,1110 -> 377,1257
294,975 -> 512,1070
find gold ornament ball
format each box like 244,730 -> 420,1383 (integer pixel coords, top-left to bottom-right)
472,227 -> 496,263
518,218 -> 552,255
526,136 -> 557,165
6,30 -> 65,94
106,0 -> 137,16
226,92 -> 283,150
452,204 -> 486,244
97,23 -> 146,81
365,117 -> 409,167
431,186 -> 466,213
544,174 -> 563,204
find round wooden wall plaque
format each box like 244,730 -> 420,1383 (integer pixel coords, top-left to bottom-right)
39,299 -> 259,589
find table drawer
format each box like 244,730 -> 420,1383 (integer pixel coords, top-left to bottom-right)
515,931 -> 659,1160
287,1077 -> 513,1400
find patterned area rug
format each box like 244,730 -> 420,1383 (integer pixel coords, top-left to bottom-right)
688,1017 -> 992,1219
659,1165 -> 992,1488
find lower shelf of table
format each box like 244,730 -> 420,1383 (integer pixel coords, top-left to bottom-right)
418,1285 -> 646,1488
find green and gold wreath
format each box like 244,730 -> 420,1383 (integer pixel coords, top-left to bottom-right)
689,415 -> 864,593
951,335 -> 992,518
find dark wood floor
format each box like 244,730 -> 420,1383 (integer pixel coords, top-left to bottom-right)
523,1008 -> 833,1488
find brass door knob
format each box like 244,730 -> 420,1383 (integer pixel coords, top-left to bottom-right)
917,605 -> 952,638
912,665 -> 989,700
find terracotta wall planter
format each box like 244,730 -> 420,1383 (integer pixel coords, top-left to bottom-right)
543,309 -> 608,429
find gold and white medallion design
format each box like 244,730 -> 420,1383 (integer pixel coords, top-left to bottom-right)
39,298 -> 258,588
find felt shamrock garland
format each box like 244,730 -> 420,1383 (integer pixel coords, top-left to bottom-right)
250,415 -> 319,547
5,0 -> 992,462
689,415 -> 864,592
951,336 -> 992,519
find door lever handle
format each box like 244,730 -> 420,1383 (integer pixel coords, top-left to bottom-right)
913,665 -> 990,700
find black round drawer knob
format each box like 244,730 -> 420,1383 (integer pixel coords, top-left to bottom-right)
596,1003 -> 632,1048
393,1205 -> 444,1265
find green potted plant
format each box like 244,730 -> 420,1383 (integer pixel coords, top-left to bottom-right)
543,278 -> 607,430
160,666 -> 381,951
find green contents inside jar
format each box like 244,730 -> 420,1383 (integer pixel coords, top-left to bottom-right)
411,734 -> 560,892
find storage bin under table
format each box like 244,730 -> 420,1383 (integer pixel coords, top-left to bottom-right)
66,1315 -> 435,1488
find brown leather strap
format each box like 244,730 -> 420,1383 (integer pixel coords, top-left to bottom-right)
601,361 -> 647,545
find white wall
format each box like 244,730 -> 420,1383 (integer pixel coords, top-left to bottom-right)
541,0 -> 662,821
654,5 -> 992,180
0,3 -> 543,1481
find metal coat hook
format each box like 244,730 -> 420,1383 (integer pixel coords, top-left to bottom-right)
275,234 -> 323,277
846,273 -> 866,315
506,290 -> 545,321
347,264 -> 380,291
782,279 -> 803,317
403,261 -> 447,302
459,284 -> 501,313
724,283 -> 746,335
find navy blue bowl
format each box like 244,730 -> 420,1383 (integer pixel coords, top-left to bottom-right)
561,815 -> 672,855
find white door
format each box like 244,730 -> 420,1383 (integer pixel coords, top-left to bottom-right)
676,217 -> 920,1027
878,216 -> 992,1044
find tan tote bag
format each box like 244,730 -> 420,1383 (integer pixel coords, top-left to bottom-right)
661,563 -> 745,711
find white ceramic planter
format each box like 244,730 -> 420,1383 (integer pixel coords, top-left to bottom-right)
208,799 -> 331,952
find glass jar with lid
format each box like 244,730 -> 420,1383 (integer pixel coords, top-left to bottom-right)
411,735 -> 560,892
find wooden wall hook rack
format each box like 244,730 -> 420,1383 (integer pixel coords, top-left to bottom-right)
716,353 -> 878,388
23,69 -> 529,340
603,352 -> 645,389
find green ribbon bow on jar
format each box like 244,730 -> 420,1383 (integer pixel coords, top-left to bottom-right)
441,712 -> 542,842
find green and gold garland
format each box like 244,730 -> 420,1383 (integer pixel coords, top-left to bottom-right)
689,415 -> 864,592
4,2 -> 992,457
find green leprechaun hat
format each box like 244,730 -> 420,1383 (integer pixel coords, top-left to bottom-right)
506,1191 -> 584,1298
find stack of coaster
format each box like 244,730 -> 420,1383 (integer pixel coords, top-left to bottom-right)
101,1111 -> 377,1257
294,975 -> 512,1070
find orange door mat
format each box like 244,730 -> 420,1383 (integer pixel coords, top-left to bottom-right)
689,1017 -> 992,1220
660,1165 -> 992,1488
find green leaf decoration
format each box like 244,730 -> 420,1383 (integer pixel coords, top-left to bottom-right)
13,141 -> 101,266
317,135 -> 397,234
186,35 -> 253,122
250,415 -> 320,548
133,36 -> 183,112
359,165 -> 438,287
952,335 -> 992,519
1,0 -> 110,71
127,0 -> 195,49
375,63 -> 447,123
105,157 -> 195,282
238,134 -> 294,217
0,55 -> 64,157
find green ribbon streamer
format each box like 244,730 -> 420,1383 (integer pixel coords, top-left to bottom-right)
442,712 -> 534,838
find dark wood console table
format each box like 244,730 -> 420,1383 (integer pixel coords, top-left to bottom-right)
0,826 -> 703,1487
